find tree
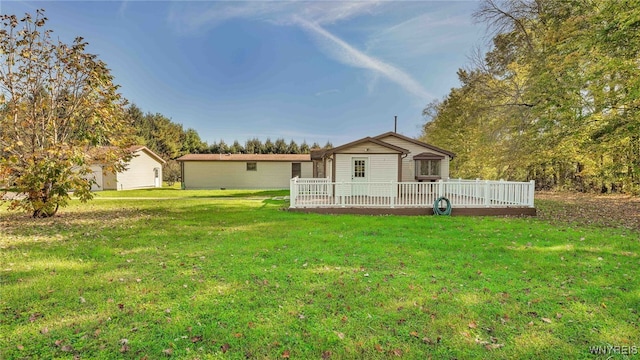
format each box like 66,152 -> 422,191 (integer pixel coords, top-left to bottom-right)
263,138 -> 275,154
144,113 -> 183,160
0,10 -> 132,217
229,140 -> 245,154
245,138 -> 262,154
287,140 -> 300,154
299,141 -> 310,154
181,128 -> 207,154
163,159 -> 181,186
274,138 -> 288,154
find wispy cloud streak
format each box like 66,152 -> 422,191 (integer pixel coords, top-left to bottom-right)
295,17 -> 433,101
170,1 -> 383,30
168,1 -> 434,101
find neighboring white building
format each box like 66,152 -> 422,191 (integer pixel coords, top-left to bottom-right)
90,146 -> 165,191
176,153 -> 313,190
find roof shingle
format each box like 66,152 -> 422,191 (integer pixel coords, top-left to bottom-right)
176,154 -> 311,162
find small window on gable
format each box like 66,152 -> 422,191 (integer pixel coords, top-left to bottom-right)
246,162 -> 257,171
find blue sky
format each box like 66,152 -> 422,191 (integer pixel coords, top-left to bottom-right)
2,1 -> 485,146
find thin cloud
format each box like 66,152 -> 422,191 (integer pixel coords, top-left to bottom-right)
168,1 -> 384,32
169,2 -> 291,33
365,11 -> 477,58
315,89 -> 340,96
299,1 -> 383,25
295,18 -> 434,101
168,1 -> 433,100
118,1 -> 129,18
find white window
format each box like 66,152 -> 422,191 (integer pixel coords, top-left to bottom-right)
416,159 -> 441,177
291,163 -> 301,178
353,159 -> 366,178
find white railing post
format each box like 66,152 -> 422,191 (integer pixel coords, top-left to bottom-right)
290,177 -> 298,208
484,180 -> 491,207
528,180 -> 535,207
390,181 -> 396,208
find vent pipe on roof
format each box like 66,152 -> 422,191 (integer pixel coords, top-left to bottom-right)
394,116 -> 397,133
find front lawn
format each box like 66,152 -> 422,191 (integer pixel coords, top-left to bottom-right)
1,192 -> 638,359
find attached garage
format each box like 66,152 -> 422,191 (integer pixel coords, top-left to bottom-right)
177,154 -> 313,190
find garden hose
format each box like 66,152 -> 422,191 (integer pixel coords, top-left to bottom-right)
433,196 -> 452,216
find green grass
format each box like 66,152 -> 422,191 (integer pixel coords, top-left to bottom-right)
1,190 -> 639,359
92,186 -> 289,199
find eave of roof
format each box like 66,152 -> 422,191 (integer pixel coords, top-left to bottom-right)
413,152 -> 445,160
374,132 -> 455,159
131,146 -> 166,164
322,137 -> 409,157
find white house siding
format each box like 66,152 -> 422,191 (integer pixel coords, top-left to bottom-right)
326,158 -> 333,181
115,150 -> 163,190
376,135 -> 450,181
89,165 -> 104,191
88,165 -> 118,191
334,154 -> 398,183
334,154 -> 398,197
103,171 -> 117,190
183,161 -> 312,189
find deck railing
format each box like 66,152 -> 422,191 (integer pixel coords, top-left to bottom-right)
290,178 -> 535,209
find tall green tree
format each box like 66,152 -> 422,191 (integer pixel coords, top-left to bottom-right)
287,140 -> 300,154
181,128 -> 207,154
300,141 -> 310,154
245,138 -> 262,154
274,138 -> 288,154
263,138 -> 275,154
0,10 -> 132,217
229,140 -> 245,154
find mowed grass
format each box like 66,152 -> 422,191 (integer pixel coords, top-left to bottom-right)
93,185 -> 289,199
1,191 -> 639,359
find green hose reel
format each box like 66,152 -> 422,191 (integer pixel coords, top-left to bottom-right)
433,196 -> 452,216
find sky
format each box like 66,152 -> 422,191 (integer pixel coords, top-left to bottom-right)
1,0 -> 486,146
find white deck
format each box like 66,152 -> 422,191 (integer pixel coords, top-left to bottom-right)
290,178 -> 535,209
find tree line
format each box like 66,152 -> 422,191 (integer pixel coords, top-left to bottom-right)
421,0 -> 639,194
127,103 -> 333,160
127,104 -> 333,185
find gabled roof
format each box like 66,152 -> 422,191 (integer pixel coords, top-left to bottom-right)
319,137 -> 409,157
176,154 -> 311,162
373,132 -> 455,159
87,145 -> 165,164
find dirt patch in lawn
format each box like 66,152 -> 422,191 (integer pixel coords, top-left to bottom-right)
535,191 -> 640,231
